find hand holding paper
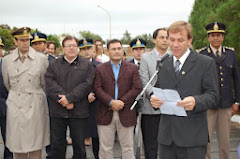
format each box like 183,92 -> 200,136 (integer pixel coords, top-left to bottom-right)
151,87 -> 187,116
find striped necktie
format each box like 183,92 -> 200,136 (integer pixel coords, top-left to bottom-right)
174,60 -> 181,76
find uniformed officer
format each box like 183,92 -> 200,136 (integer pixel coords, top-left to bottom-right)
31,32 -> 47,52
79,38 -> 100,159
0,36 -> 5,58
31,32 -> 56,62
2,27 -> 50,159
129,38 -> 147,69
0,36 -> 13,159
197,22 -> 240,159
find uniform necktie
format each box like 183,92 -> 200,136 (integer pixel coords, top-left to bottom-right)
21,56 -> 26,63
216,50 -> 221,63
174,60 -> 181,76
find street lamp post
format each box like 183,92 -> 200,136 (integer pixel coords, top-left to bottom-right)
97,5 -> 112,40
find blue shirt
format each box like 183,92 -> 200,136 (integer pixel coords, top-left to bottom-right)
109,60 -> 122,106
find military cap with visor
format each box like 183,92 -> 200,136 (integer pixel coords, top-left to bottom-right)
130,38 -> 147,49
0,36 -> 5,47
78,38 -> 93,48
205,22 -> 226,34
31,32 -> 47,43
11,27 -> 32,39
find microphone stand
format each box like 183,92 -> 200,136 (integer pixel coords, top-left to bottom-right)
132,53 -> 169,159
130,54 -> 167,110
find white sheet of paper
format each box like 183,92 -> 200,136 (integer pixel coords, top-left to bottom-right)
152,87 -> 187,116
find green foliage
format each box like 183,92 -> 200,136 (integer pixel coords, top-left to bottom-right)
0,27 -> 15,51
47,34 -> 61,48
120,30 -> 132,45
190,0 -> 240,58
79,31 -> 103,43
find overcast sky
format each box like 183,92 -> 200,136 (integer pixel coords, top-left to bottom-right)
1,0 -> 195,41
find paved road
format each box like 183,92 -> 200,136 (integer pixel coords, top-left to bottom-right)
1,122 -> 240,159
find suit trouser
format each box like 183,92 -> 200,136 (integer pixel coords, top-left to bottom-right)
141,114 -> 160,159
0,117 -> 13,159
206,108 -> 231,159
159,143 -> 206,159
98,111 -> 135,159
51,118 -> 87,159
14,150 -> 41,159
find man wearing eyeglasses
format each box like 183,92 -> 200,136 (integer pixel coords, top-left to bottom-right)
94,39 -> 142,159
45,36 -> 94,159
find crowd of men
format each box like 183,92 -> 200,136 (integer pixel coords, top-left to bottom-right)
0,20 -> 239,159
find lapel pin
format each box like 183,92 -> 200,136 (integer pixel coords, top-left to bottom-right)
182,71 -> 185,75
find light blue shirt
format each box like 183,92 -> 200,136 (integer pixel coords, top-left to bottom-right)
109,60 -> 122,106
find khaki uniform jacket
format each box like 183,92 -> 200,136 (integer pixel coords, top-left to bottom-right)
2,47 -> 50,153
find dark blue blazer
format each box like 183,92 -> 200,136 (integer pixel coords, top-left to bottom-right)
0,59 -> 8,117
199,46 -> 240,108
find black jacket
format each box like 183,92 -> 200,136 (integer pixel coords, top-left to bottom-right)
45,56 -> 94,118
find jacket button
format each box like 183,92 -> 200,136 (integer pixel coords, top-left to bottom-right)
221,78 -> 223,81
221,84 -> 224,87
219,66 -> 222,69
220,72 -> 223,75
29,106 -> 32,108
18,94 -> 20,96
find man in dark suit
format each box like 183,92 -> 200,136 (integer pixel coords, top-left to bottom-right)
79,38 -> 101,159
150,21 -> 219,159
197,22 -> 240,159
94,39 -> 142,159
128,38 -> 147,69
0,36 -> 13,159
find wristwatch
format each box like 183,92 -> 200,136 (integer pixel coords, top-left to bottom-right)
234,102 -> 240,106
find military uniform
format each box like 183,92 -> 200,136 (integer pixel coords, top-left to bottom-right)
0,36 -> 13,159
197,22 -> 240,159
2,27 -> 50,159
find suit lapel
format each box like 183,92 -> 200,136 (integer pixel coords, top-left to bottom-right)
104,62 -> 115,80
176,51 -> 197,84
118,61 -> 126,80
165,57 -> 176,82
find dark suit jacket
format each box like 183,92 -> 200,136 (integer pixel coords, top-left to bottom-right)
94,61 -> 142,127
155,50 -> 219,147
199,46 -> 240,108
0,59 -> 8,117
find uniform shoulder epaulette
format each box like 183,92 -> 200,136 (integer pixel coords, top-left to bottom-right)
195,47 -> 207,53
223,46 -> 235,51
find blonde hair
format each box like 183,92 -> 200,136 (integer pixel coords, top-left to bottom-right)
168,21 -> 193,40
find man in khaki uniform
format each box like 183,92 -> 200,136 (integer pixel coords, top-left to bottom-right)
1,27 -> 50,159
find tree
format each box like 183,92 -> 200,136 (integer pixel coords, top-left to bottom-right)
189,0 -> 240,61
120,30 -> 131,45
47,34 -> 61,48
0,27 -> 15,51
79,31 -> 103,43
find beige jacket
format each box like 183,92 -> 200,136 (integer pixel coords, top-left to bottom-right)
2,47 -> 50,153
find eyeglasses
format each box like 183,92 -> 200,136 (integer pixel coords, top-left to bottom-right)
64,45 -> 78,48
109,47 -> 122,51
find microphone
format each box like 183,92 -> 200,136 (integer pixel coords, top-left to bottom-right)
156,53 -> 170,70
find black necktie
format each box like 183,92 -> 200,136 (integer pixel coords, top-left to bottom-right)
216,50 -> 221,63
137,62 -> 140,69
174,60 -> 181,76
